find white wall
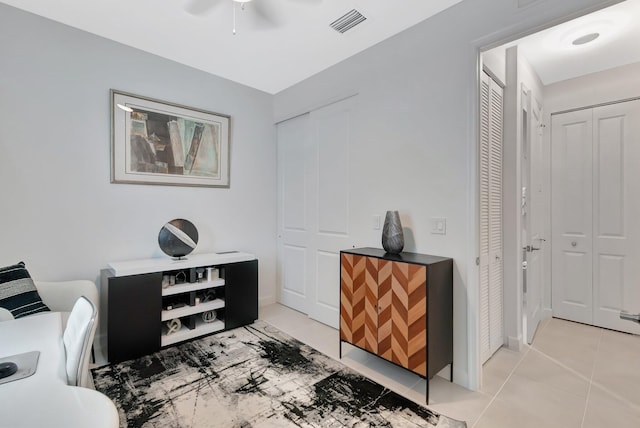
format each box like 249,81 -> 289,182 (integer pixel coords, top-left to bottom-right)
482,48 -> 507,86
503,46 -> 521,349
0,5 -> 277,305
274,0 -> 619,389
545,61 -> 640,113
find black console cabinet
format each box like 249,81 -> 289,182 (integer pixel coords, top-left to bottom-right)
102,253 -> 258,363
106,272 -> 161,364
339,247 -> 453,403
224,260 -> 258,330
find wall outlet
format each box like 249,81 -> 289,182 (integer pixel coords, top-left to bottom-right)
431,217 -> 446,235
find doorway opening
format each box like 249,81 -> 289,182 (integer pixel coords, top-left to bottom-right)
478,0 -> 640,368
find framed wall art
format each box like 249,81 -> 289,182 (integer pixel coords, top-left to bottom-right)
111,90 -> 230,187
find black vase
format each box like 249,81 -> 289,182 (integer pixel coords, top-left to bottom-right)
382,210 -> 404,254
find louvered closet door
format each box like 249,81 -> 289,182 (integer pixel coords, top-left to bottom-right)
340,254 -> 378,353
479,72 -> 504,363
378,261 -> 427,376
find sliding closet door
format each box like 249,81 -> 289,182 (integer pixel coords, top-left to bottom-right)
277,113 -> 312,314
276,97 -> 354,328
479,71 -> 504,363
307,99 -> 353,327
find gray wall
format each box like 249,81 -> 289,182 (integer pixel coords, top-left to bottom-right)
274,0 -> 618,388
0,4 -> 277,305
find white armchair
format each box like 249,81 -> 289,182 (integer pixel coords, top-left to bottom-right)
36,280 -> 99,389
34,280 -> 99,328
63,296 -> 97,387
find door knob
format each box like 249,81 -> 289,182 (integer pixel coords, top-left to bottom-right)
571,241 -> 577,247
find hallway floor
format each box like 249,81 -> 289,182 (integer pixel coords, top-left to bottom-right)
260,303 -> 640,428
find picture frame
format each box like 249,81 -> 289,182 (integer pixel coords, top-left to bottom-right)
111,90 -> 230,187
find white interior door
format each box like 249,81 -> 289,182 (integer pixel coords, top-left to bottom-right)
523,92 -> 545,344
479,71 -> 504,363
277,113 -> 312,314
591,100 -> 640,334
551,99 -> 640,335
306,99 -> 353,328
276,97 -> 354,328
551,109 -> 593,324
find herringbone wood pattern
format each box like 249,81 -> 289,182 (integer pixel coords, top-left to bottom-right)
377,259 -> 393,361
340,254 -> 378,353
363,257 -> 379,352
377,262 -> 427,376
341,253 -> 427,376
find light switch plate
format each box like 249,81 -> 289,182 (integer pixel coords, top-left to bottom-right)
431,217 -> 446,235
372,215 -> 381,230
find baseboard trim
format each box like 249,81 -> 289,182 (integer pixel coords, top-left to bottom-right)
259,296 -> 276,307
507,335 -> 523,351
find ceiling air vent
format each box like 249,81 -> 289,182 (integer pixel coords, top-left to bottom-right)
330,9 -> 367,34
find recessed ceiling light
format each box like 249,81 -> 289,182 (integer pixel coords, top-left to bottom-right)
572,32 -> 600,45
541,5 -> 631,53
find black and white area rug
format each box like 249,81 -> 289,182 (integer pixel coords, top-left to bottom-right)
92,321 -> 467,428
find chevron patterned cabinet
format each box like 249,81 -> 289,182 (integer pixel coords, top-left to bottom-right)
339,247 -> 453,403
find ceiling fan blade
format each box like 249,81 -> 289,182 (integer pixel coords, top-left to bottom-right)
250,0 -> 285,28
184,0 -> 223,16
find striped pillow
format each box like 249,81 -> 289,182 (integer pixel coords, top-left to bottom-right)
0,262 -> 50,318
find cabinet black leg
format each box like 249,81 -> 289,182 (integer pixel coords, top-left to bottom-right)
450,362 -> 454,382
426,379 -> 430,405
339,340 -> 342,359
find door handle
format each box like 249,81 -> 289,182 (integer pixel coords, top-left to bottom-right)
523,245 -> 540,252
620,311 -> 640,324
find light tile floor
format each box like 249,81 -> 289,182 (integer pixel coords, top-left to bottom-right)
260,303 -> 640,428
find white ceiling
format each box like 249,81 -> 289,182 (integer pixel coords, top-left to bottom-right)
501,0 -> 640,85
0,0 -> 463,94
